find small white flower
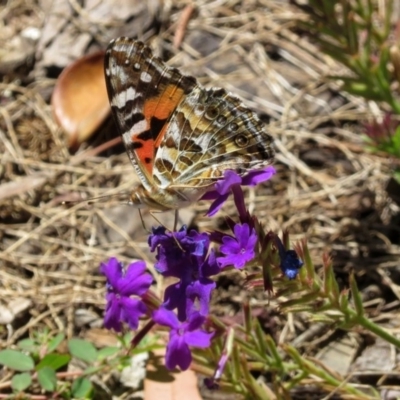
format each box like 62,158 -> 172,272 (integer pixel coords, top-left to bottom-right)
120,352 -> 149,389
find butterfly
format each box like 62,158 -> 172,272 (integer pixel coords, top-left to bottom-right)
104,37 -> 274,211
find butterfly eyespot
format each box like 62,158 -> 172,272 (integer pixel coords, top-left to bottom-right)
229,122 -> 239,132
216,115 -> 227,125
197,104 -> 205,113
205,107 -> 219,120
235,135 -> 249,147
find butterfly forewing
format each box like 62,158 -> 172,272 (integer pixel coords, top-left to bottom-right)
105,38 -> 196,189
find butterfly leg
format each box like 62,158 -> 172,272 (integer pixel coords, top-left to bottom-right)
148,210 -> 184,250
138,209 -> 151,234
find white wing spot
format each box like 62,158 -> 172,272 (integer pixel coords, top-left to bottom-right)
140,71 -> 152,83
125,119 -> 147,138
112,87 -> 140,108
134,62 -> 141,70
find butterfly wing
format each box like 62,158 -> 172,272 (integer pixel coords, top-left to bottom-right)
105,37 -> 274,209
154,86 -> 275,190
104,37 -> 197,191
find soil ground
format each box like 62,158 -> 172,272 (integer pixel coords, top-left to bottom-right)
1,1 -> 400,398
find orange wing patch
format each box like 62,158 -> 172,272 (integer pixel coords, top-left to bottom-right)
144,84 -> 184,123
132,84 -> 184,174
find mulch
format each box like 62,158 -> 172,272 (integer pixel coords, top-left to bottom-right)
1,0 -> 400,398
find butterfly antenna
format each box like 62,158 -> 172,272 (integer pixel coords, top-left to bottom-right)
149,210 -> 184,251
61,192 -> 128,206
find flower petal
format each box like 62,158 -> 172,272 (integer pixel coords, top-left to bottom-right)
186,280 -> 215,316
214,170 -> 242,194
100,257 -> 123,287
217,253 -> 249,269
184,330 -> 213,348
163,281 -> 189,322
246,228 -> 258,250
220,235 -> 240,255
103,293 -> 123,332
199,250 -> 220,278
120,297 -> 147,330
234,223 -> 250,246
205,193 -> 229,217
241,166 -> 276,186
153,307 -> 179,330
165,334 -> 192,370
186,311 -> 206,331
118,261 -> 153,296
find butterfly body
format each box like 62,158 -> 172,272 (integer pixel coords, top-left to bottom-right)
104,38 -> 274,210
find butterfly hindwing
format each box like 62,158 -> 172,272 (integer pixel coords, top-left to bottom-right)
154,86 -> 274,189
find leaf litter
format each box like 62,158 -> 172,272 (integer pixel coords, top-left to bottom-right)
1,0 -> 400,398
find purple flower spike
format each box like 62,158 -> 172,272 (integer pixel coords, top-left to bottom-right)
100,257 -> 153,332
153,308 -> 213,370
202,166 -> 276,217
148,225 -> 218,321
217,223 -> 257,269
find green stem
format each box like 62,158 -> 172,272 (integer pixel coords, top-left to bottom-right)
300,357 -> 376,398
357,314 -> 400,348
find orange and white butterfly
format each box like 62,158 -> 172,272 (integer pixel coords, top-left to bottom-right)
104,38 -> 274,211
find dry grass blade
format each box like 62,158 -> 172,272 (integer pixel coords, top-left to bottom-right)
1,0 -> 399,398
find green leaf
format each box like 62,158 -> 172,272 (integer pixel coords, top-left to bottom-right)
393,170 -> 400,184
47,333 -> 65,353
97,346 -> 120,360
17,339 -> 37,353
391,126 -> 400,156
121,332 -> 134,347
0,350 -> 35,371
36,353 -> 71,371
11,372 -> 32,392
83,365 -> 102,375
71,377 -> 93,398
68,339 -> 97,363
350,273 -> 364,317
37,366 -> 57,391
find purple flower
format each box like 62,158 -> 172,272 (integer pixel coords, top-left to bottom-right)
148,226 -> 190,274
274,236 -> 303,280
148,225 -> 209,274
201,167 -> 276,217
204,327 -> 234,390
279,249 -> 303,279
217,223 -> 257,269
185,250 -> 220,316
162,250 -> 219,320
153,308 -> 213,370
149,226 -> 219,321
100,257 -> 153,332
